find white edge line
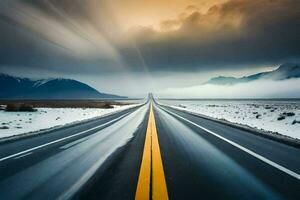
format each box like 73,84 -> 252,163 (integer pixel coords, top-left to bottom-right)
0,112 -> 129,162
158,105 -> 300,181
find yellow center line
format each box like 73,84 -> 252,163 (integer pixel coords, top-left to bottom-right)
151,104 -> 169,200
135,103 -> 169,200
135,105 -> 152,200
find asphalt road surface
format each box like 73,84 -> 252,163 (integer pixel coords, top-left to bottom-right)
0,100 -> 299,200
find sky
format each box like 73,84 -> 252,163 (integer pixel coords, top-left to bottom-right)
0,0 -> 300,97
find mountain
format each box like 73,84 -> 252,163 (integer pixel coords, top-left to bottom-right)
0,74 -> 125,99
206,63 -> 300,85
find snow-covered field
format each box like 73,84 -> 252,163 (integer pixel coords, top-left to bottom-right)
159,100 -> 300,140
0,104 -> 138,139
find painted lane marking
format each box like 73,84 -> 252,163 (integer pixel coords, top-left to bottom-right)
151,104 -> 169,200
13,152 -> 33,160
135,103 -> 169,200
135,106 -> 152,200
159,105 -> 300,181
0,112 -> 129,162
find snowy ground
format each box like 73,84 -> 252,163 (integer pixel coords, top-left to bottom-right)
159,100 -> 300,140
0,104 -> 139,139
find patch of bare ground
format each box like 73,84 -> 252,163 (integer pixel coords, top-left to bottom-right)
0,100 -> 131,110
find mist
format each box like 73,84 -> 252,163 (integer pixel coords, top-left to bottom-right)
160,79 -> 300,98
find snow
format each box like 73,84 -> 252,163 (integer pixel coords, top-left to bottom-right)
0,104 -> 139,139
33,79 -> 53,87
159,100 -> 300,140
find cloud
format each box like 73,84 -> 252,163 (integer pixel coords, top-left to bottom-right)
123,0 -> 300,72
0,0 -> 124,73
160,79 -> 300,98
0,0 -> 299,76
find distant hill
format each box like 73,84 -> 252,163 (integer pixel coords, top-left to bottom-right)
0,74 -> 125,99
206,63 -> 300,85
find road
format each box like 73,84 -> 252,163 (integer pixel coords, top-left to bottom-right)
0,100 -> 299,199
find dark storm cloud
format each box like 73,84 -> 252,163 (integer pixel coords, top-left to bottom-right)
121,0 -> 300,72
0,0 -> 299,74
0,17 -> 78,71
0,0 -> 124,74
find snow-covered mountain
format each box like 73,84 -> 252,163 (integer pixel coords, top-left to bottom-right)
0,74 -> 125,99
206,63 -> 300,85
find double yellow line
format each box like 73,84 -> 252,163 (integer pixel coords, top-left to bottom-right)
135,103 -> 169,200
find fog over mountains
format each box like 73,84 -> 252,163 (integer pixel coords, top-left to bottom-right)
161,63 -> 300,98
206,63 -> 300,85
0,74 -> 124,99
